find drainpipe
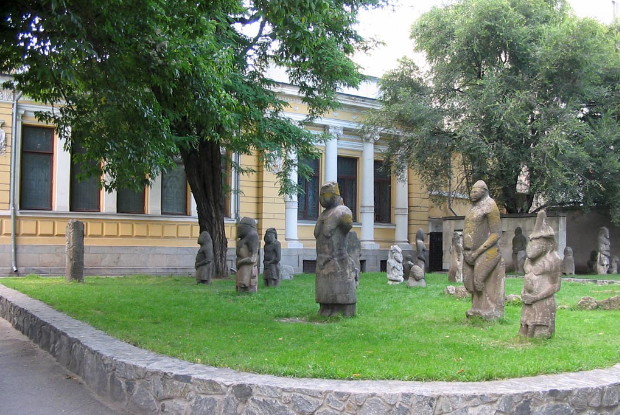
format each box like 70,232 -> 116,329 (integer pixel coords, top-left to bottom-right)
9,90 -> 23,273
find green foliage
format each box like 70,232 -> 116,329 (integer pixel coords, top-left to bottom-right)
366,0 -> 620,219
2,273 -> 618,381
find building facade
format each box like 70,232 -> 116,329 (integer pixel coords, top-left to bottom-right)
0,76 -> 458,277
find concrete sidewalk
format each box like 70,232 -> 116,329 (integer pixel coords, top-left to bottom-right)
0,317 -> 125,415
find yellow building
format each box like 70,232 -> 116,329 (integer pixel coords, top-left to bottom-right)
0,75 -> 462,277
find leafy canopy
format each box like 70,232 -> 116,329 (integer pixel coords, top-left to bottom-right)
366,0 -> 620,219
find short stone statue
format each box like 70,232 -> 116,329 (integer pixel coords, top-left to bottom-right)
596,226 -> 611,275
407,262 -> 426,287
387,245 -> 404,285
314,182 -> 357,317
448,231 -> 464,283
463,180 -> 505,320
520,211 -> 562,338
195,231 -> 215,284
263,228 -> 281,287
346,231 -> 362,287
512,227 -> 527,273
415,229 -> 427,273
403,254 -> 415,283
66,219 -> 85,282
236,217 -> 259,293
562,246 -> 575,275
587,250 -> 598,274
610,255 -> 619,274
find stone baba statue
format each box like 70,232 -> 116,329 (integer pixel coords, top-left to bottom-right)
511,227 -> 527,273
586,250 -> 598,274
346,231 -> 362,287
415,229 -> 427,273
520,210 -> 562,338
610,255 -> 619,274
596,226 -> 611,275
195,230 -> 215,284
387,245 -> 405,284
263,228 -> 281,287
462,180 -> 505,320
314,182 -> 357,317
403,254 -> 415,283
236,217 -> 259,293
448,231 -> 464,283
562,246 -> 575,275
407,262 -> 426,287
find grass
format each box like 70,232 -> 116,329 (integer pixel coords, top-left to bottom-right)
1,273 -> 619,382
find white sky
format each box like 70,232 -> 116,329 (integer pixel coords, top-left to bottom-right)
354,0 -> 618,77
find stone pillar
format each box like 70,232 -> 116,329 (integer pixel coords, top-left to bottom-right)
360,135 -> 379,249
285,151 -> 303,248
395,171 -> 413,250
66,219 -> 85,282
324,126 -> 342,183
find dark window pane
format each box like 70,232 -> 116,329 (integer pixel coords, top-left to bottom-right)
70,146 -> 100,212
221,155 -> 230,217
161,164 -> 187,215
374,161 -> 391,223
337,156 -> 357,221
297,158 -> 320,220
117,187 -> 145,214
22,126 -> 53,152
20,152 -> 52,209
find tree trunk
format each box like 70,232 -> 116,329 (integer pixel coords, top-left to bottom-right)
180,140 -> 229,278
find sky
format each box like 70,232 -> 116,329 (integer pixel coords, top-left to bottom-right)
354,0 -> 618,77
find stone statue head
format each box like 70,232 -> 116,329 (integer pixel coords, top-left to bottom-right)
416,229 -> 425,242
197,230 -> 212,246
390,245 -> 403,262
237,217 -> 256,238
264,228 -> 277,243
564,246 -> 573,257
469,180 -> 489,203
599,226 -> 609,238
514,227 -> 522,236
319,181 -> 341,209
526,211 -> 555,260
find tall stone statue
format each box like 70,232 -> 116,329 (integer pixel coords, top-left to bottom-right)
520,211 -> 562,338
195,231 -> 215,284
463,180 -> 505,320
596,226 -> 611,275
263,228 -> 281,287
448,231 -> 464,283
415,229 -> 427,273
511,227 -> 527,273
387,245 -> 404,285
236,217 -> 259,293
562,246 -> 575,275
314,182 -> 357,317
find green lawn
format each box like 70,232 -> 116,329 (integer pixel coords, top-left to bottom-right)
1,273 -> 618,382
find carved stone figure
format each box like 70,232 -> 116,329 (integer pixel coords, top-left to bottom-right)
462,180 -> 505,320
236,217 -> 259,293
610,255 -> 619,274
596,226 -> 611,275
587,250 -> 598,274
519,211 -> 562,338
387,245 -> 404,285
314,182 -> 357,317
407,263 -> 426,287
562,246 -> 575,275
511,227 -> 527,273
415,229 -> 427,273
403,254 -> 415,283
195,231 -> 215,284
263,228 -> 281,287
346,231 -> 362,287
66,219 -> 85,282
448,231 -> 464,283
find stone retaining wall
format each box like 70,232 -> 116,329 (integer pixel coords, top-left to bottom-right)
0,284 -> 618,415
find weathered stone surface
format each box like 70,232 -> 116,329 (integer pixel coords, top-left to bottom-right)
195,231 -> 215,284
290,394 -> 321,414
444,285 -> 470,299
387,245 -> 404,285
596,227 -> 611,275
512,227 -> 527,274
65,219 -> 85,282
315,182 -> 356,317
280,265 -> 295,280
577,296 -> 599,310
610,255 -> 619,274
236,217 -> 259,293
359,396 -> 391,415
562,246 -> 576,275
462,180 -> 505,320
263,228 -> 282,287
599,296 -> 620,310
415,229 -> 427,275
407,265 -> 426,287
346,231 -> 362,287
449,231 -> 464,283
505,294 -> 522,305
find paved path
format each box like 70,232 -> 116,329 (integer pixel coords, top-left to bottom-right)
0,317 -> 125,415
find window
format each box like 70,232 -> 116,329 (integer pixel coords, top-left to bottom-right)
337,156 -> 357,221
20,126 -> 54,210
374,160 -> 391,223
117,187 -> 145,214
70,144 -> 101,212
297,157 -> 320,220
221,155 -> 231,218
161,163 -> 188,215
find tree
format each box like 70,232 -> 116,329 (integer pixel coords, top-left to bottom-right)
0,0 -> 387,277
365,0 -> 620,221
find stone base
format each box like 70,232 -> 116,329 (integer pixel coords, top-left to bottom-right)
318,303 -> 356,317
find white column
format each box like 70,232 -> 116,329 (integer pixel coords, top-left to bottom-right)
148,175 -> 162,215
54,133 -> 71,212
395,170 -> 412,250
324,126 -> 341,183
285,151 -> 303,248
102,174 -> 117,213
360,135 -> 378,249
